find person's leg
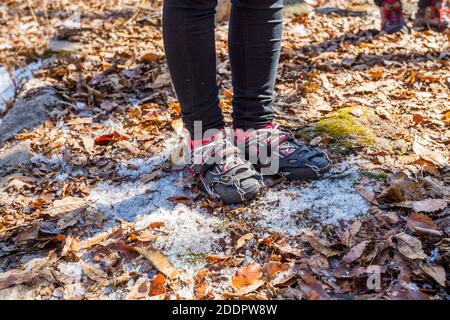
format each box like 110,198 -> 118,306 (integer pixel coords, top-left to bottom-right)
415,0 -> 448,31
163,0 -> 224,138
228,0 -> 284,131
375,0 -> 406,34
163,0 -> 262,204
229,1 -> 331,180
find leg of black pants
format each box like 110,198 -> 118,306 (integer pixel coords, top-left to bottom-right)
163,0 -> 224,137
229,0 -> 284,130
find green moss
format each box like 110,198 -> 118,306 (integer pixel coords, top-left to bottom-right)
177,252 -> 207,266
360,170 -> 389,181
314,107 -> 374,149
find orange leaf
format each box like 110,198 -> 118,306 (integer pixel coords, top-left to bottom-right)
148,222 -> 165,229
231,263 -> 262,289
194,269 -> 208,300
223,89 -> 234,99
128,233 -> 138,242
412,114 -> 425,125
53,234 -> 65,242
262,261 -> 289,279
141,52 -> 161,63
166,195 -> 191,202
29,198 -> 46,208
94,131 -> 129,146
150,273 -> 166,296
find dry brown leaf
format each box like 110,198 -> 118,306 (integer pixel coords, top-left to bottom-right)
231,263 -> 262,289
141,52 -> 161,63
16,223 -> 40,245
127,277 -> 150,300
82,262 -> 108,282
152,73 -> 172,89
0,270 -> 38,290
61,235 -> 81,257
394,233 -> 427,260
135,247 -> 180,279
47,197 -> 92,217
194,269 -> 209,300
343,220 -> 362,246
412,199 -> 447,213
261,261 -> 289,279
341,241 -> 369,264
418,263 -> 446,287
166,195 -> 191,203
224,279 -> 265,298
297,274 -> 331,300
406,213 -> 438,235
305,230 -> 340,257
56,210 -> 82,230
235,233 -> 254,250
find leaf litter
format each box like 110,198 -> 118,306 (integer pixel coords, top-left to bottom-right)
0,0 -> 449,300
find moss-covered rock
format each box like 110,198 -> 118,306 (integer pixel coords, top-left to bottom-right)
313,107 -> 374,150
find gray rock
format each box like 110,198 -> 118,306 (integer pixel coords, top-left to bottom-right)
0,140 -> 31,171
0,79 -> 59,147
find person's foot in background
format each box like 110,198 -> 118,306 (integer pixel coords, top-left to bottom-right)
414,0 -> 448,31
379,0 -> 407,34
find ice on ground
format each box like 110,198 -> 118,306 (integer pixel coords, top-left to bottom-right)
255,171 -> 370,236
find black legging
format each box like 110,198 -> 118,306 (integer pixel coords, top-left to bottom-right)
163,0 -> 284,137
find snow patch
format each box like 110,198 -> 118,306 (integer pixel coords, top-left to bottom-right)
0,61 -> 42,113
255,170 -> 370,236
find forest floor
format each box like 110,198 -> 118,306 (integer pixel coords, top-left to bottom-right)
0,0 -> 449,300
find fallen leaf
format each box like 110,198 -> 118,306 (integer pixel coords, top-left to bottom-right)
56,210 -> 82,230
343,220 -> 362,246
152,73 -> 171,89
61,235 -> 81,257
235,233 -> 254,250
412,114 -> 425,125
305,230 -> 340,257
127,277 -> 150,300
16,223 -> 41,245
141,52 -> 161,63
166,195 -> 191,203
297,274 -> 330,300
412,199 -> 447,213
47,197 -> 92,217
341,241 -> 369,264
261,261 -> 289,279
418,263 -> 446,287
94,131 -> 129,146
135,247 -> 180,279
0,271 -> 38,290
406,213 -> 438,235
394,233 -> 427,260
194,269 -> 208,300
82,262 -> 108,282
231,263 -> 262,289
148,222 -> 165,229
150,273 -> 166,296
136,231 -> 160,242
224,280 -> 265,298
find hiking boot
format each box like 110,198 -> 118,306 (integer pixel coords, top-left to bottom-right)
189,129 -> 263,204
235,124 -> 331,180
380,0 -> 407,34
414,0 -> 448,31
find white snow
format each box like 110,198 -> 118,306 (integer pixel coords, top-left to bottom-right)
0,61 -> 42,113
255,170 -> 370,236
